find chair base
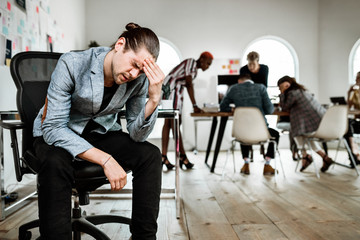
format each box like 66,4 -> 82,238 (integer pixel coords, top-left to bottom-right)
18,206 -> 131,240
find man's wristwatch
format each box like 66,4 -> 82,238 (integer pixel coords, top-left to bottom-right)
193,104 -> 198,108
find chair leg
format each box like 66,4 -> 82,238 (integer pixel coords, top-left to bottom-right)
250,146 -> 254,162
343,138 -> 360,176
73,218 -> 111,240
295,142 -> 306,172
19,219 -> 40,240
330,140 -> 341,170
85,215 -> 132,225
276,148 -> 286,178
232,142 -> 236,173
306,139 -> 320,179
222,140 -> 236,179
222,147 -> 230,179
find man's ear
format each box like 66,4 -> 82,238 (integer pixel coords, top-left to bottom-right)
114,37 -> 126,52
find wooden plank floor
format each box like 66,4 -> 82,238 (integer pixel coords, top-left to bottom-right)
1,149 -> 360,239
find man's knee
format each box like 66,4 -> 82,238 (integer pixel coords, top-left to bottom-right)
36,145 -> 74,186
137,142 -> 162,171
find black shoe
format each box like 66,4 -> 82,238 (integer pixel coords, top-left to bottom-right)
179,154 -> 194,169
162,155 -> 175,170
349,153 -> 360,168
300,154 -> 313,172
321,155 -> 334,172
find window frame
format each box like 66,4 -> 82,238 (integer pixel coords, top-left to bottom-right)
241,35 -> 300,85
349,38 -> 360,84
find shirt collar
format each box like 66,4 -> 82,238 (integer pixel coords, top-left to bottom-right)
240,79 -> 254,84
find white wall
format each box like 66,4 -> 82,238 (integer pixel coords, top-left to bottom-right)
0,0 -> 87,111
318,0 -> 360,103
1,0 -> 86,191
85,0 -> 322,150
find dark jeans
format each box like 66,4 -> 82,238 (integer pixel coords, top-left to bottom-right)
240,128 -> 280,159
34,131 -> 162,240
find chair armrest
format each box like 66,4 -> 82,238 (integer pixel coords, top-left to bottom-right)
0,120 -> 25,130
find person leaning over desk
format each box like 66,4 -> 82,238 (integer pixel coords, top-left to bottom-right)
33,23 -> 165,240
240,51 -> 269,87
161,51 -> 213,170
219,73 -> 279,175
277,76 -> 334,173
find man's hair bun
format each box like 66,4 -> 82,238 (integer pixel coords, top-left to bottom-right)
126,22 -> 141,31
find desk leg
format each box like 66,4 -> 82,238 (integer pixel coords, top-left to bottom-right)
0,125 -> 4,220
205,117 -> 218,165
173,111 -> 180,219
211,116 -> 228,173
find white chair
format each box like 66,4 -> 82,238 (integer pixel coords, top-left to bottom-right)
222,107 -> 285,182
296,105 -> 359,177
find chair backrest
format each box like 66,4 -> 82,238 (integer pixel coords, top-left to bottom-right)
232,107 -> 270,144
10,51 -> 62,174
313,105 -> 348,140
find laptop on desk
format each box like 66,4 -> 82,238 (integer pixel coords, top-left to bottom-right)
330,96 -> 347,105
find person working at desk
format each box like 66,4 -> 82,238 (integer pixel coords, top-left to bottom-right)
33,23 -> 164,240
344,71 -> 360,167
219,73 -> 279,175
277,76 -> 333,173
161,52 -> 213,170
240,51 -> 269,87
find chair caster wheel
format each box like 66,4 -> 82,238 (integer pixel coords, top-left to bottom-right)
19,230 -> 32,240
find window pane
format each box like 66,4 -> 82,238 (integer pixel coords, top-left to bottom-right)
157,39 -> 181,76
353,44 -> 360,82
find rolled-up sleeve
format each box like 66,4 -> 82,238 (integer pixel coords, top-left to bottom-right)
41,54 -> 93,157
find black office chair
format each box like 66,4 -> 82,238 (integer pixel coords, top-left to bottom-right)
0,51 -> 131,240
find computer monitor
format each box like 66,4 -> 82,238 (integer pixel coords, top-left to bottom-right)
330,96 -> 347,105
217,74 -> 239,103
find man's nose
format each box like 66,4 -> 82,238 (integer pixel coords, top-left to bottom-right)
130,69 -> 140,78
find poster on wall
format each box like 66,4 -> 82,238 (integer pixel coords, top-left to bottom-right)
5,38 -> 11,66
0,34 -> 5,66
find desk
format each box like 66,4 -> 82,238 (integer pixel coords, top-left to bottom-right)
191,110 -> 288,172
0,110 -> 182,220
120,109 -> 181,219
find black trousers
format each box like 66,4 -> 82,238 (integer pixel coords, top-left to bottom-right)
240,128 -> 280,159
344,119 -> 360,162
34,131 -> 162,240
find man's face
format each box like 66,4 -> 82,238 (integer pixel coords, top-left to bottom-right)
112,38 -> 153,85
200,57 -> 212,71
247,60 -> 259,73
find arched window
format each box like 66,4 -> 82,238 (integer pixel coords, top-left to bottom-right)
157,37 -> 182,75
241,36 -> 299,101
349,38 -> 360,84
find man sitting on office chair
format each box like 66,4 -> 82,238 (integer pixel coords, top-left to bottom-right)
33,23 -> 164,240
220,73 -> 279,175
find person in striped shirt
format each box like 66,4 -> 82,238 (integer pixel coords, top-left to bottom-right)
161,52 -> 213,170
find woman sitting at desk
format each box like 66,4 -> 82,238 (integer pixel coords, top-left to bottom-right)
277,76 -> 333,172
344,71 -> 360,167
